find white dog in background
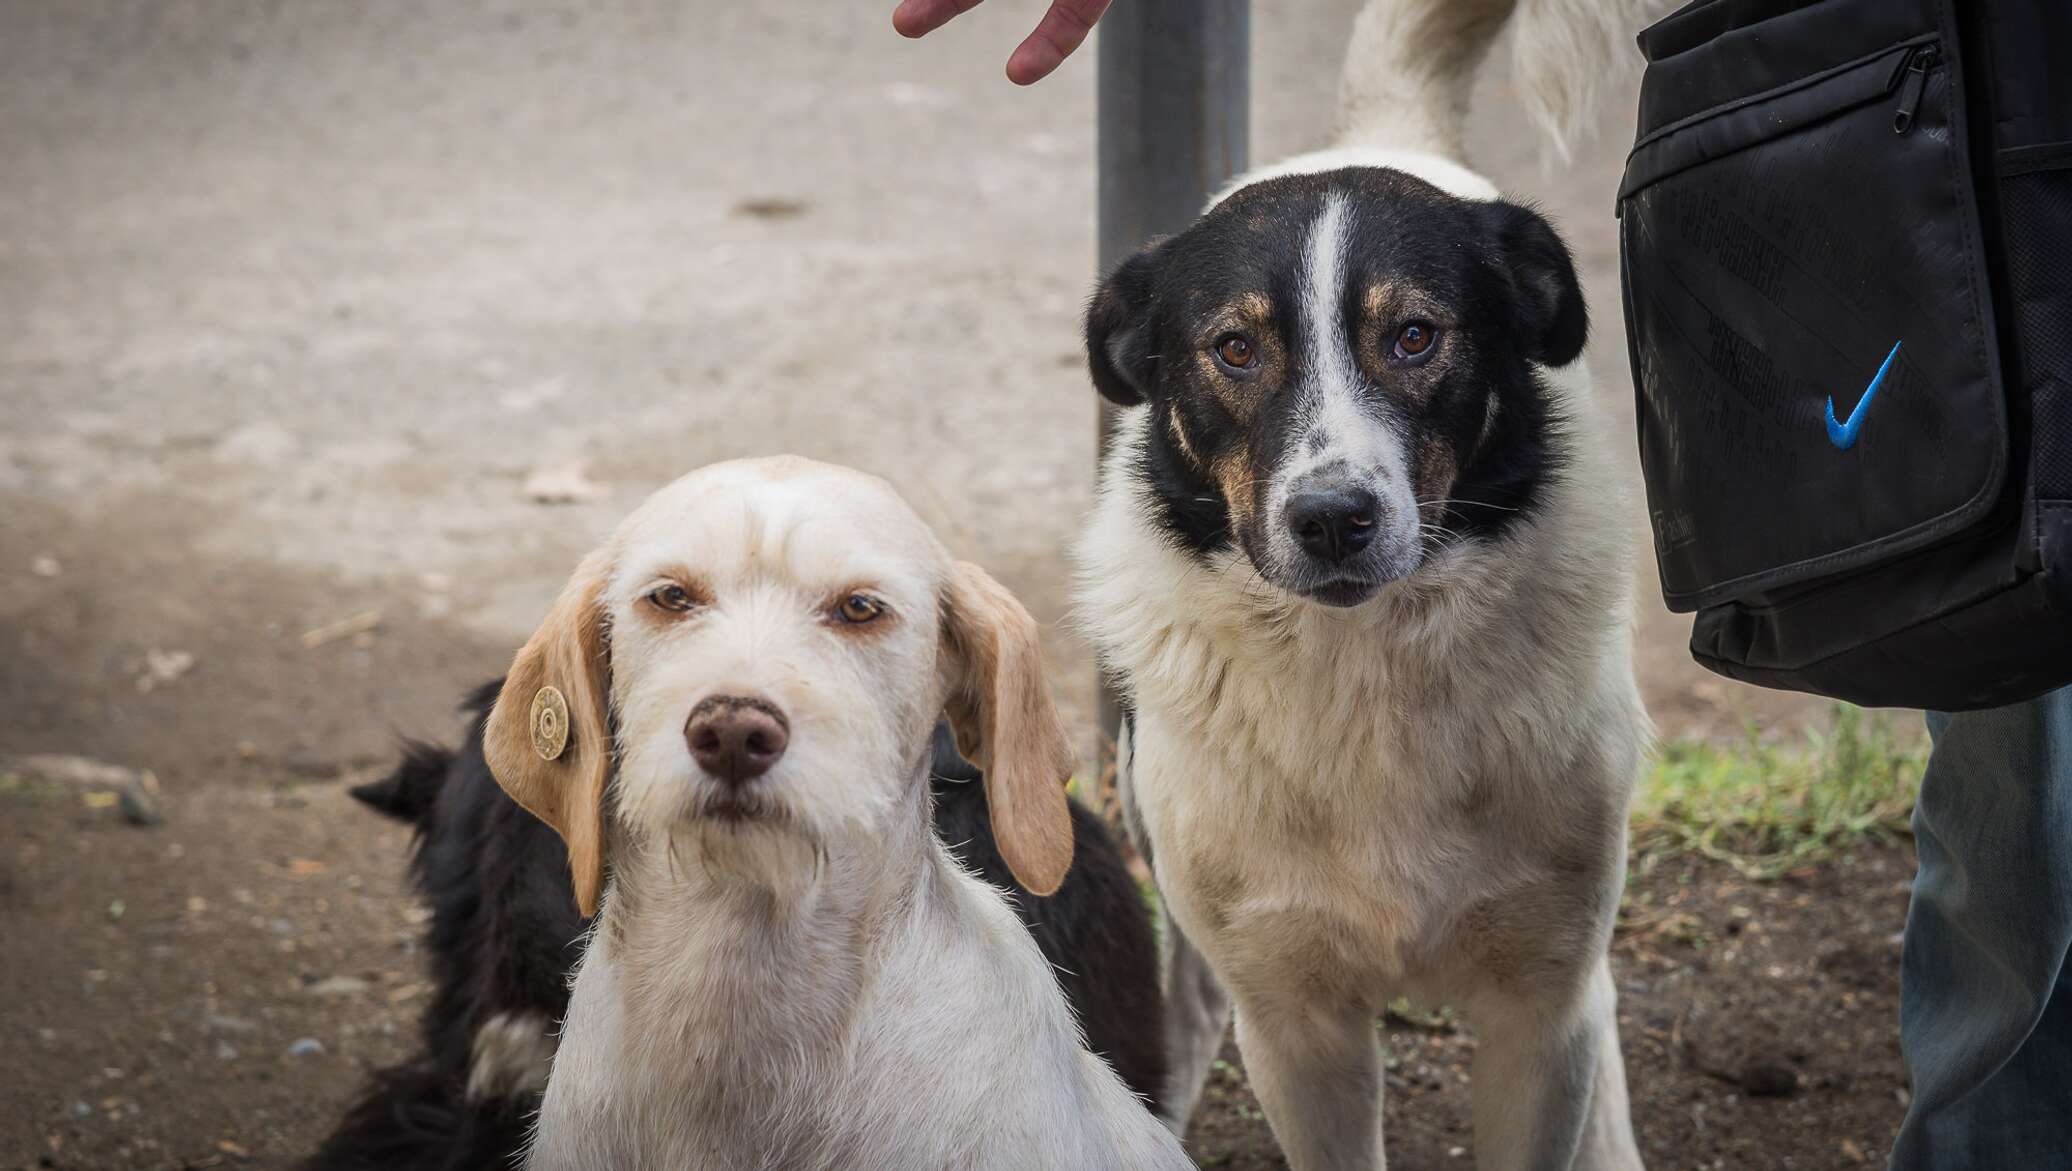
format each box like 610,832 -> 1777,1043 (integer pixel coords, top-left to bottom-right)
1074,0 -> 1659,1167
484,457 -> 1191,1171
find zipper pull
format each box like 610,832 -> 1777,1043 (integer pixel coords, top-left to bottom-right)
1893,46 -> 1940,135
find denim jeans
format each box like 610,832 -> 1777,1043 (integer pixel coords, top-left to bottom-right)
1891,686 -> 2072,1169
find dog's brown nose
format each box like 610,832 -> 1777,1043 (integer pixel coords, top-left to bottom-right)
685,697 -> 789,785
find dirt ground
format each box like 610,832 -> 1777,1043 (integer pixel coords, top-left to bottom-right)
4,775 -> 1917,1171
2,1 -> 1902,1168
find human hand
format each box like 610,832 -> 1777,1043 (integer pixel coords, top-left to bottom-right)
891,0 -> 1112,85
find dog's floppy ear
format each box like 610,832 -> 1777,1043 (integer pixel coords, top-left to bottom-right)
484,548 -> 614,918
1481,201 -> 1588,368
1085,245 -> 1163,406
940,560 -> 1075,896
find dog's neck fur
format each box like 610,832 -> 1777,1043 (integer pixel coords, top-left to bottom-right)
530,764 -> 1188,1171
532,768 -> 936,1169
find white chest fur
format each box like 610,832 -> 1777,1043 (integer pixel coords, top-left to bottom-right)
527,838 -> 1191,1171
1075,393 -> 1648,1005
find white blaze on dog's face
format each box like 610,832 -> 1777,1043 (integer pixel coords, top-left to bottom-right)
1085,167 -> 1588,607
480,457 -> 1077,914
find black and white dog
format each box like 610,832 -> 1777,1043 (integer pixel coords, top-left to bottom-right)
304,686 -> 1165,1171
1074,0 -> 1657,1168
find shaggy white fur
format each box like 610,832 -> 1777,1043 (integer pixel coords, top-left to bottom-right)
498,459 -> 1189,1171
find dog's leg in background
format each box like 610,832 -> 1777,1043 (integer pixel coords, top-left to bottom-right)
1232,995 -> 1386,1171
1468,957 -> 1641,1171
1158,921 -> 1232,1135
1118,715 -> 1235,1136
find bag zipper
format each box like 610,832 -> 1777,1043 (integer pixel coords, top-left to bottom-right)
1893,45 -> 1941,135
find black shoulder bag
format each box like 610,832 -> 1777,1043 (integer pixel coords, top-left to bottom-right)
1620,0 -> 2072,710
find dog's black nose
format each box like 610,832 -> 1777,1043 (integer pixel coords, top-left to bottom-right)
686,697 -> 789,785
1285,485 -> 1379,563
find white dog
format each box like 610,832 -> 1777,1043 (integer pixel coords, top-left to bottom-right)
1073,0 -> 1658,1168
483,457 -> 1191,1171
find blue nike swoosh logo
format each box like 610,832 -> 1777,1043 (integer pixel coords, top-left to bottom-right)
1825,341 -> 1902,451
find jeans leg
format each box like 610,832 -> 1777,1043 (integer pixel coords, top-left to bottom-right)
1891,686 -> 2072,1170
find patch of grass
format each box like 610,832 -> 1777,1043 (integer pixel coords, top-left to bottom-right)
1632,705 -> 1926,880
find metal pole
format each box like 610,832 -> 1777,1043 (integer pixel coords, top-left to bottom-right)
1094,0 -> 1250,771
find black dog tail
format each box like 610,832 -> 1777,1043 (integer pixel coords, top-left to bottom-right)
299,1063 -> 531,1171
349,741 -> 452,824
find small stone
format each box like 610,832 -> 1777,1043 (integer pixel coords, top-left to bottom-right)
284,1037 -> 324,1058
1740,1060 -> 1800,1097
523,459 -> 606,505
135,649 -> 195,693
305,975 -> 370,997
5,754 -> 138,789
213,1041 -> 238,1061
206,1014 -> 257,1036
118,776 -> 163,827
299,611 -> 381,650
69,1101 -> 91,1119
31,555 -> 61,577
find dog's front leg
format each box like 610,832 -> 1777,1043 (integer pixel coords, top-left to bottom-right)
1469,957 -> 1642,1171
1232,994 -> 1386,1171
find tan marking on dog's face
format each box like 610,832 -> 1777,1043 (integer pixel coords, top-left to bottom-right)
1188,292 -> 1285,420
820,581 -> 899,640
1414,435 -> 1460,529
1352,282 -> 1457,408
626,565 -> 713,627
1210,450 -> 1263,539
1167,410 -> 1202,466
1361,282 -> 1398,326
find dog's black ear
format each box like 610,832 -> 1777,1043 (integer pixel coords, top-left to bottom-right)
1085,245 -> 1163,406
1481,201 -> 1587,368
349,741 -> 452,824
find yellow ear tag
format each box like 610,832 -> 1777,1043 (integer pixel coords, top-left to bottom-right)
530,686 -> 570,761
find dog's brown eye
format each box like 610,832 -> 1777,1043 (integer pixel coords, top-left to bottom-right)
1393,322 -> 1438,360
648,584 -> 696,612
834,593 -> 884,625
1214,334 -> 1256,370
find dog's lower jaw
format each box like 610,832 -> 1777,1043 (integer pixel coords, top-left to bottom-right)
680,819 -> 828,902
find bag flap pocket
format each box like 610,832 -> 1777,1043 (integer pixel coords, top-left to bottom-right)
1621,22 -> 2008,612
